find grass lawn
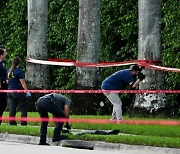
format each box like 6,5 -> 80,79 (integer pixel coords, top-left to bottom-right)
0,112 -> 180,148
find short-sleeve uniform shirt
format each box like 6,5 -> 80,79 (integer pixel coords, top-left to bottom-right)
101,70 -> 135,90
8,68 -> 24,90
38,93 -> 72,110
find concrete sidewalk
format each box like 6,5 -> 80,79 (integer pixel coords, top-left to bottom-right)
0,133 -> 179,154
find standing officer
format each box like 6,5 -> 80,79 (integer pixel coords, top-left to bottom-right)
101,64 -> 145,123
8,57 -> 30,126
0,46 -> 8,124
36,93 -> 72,145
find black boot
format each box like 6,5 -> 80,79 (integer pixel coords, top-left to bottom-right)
38,142 -> 50,146
52,135 -> 67,142
10,122 -> 17,126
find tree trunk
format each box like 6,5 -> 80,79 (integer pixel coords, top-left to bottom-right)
133,0 -> 166,115
72,0 -> 101,114
26,0 -> 49,110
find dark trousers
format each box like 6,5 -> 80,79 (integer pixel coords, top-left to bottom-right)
8,93 -> 27,125
0,92 -> 7,124
36,98 -> 66,143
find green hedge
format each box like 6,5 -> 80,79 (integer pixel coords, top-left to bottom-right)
0,0 -> 179,116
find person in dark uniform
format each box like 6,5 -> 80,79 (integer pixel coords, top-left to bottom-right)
35,93 -> 73,145
8,57 -> 31,126
0,46 -> 8,125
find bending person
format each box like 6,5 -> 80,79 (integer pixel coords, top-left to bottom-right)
101,64 -> 145,122
35,93 -> 73,145
8,57 -> 30,126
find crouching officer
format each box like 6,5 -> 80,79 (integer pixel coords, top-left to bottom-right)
35,93 -> 73,145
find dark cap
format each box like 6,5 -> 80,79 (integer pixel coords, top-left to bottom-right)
129,64 -> 140,71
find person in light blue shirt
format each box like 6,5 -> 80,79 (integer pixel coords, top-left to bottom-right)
101,64 -> 145,122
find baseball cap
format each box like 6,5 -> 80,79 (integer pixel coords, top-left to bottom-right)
129,64 -> 140,71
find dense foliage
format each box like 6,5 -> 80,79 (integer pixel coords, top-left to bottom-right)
0,0 -> 179,116
161,0 -> 180,116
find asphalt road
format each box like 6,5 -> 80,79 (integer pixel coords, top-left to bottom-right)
0,141 -> 134,154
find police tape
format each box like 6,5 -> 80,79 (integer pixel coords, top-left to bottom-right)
26,58 -> 180,73
27,58 -> 138,67
26,58 -> 74,66
0,89 -> 180,93
0,116 -> 179,126
139,61 -> 180,73
27,58 -> 162,67
48,58 -> 162,66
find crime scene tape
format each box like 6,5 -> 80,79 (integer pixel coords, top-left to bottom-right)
1,59 -> 179,127
0,116 -> 179,126
49,58 -> 139,67
27,58 -> 138,67
26,58 -> 180,73
139,61 -> 180,73
48,58 -> 180,73
0,117 -> 180,126
0,89 -> 180,93
48,58 -> 162,66
26,58 -> 74,66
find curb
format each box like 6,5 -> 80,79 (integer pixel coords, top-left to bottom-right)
59,140 -> 100,149
0,133 -> 179,154
60,140 -> 180,154
0,133 -> 39,145
94,142 -> 180,154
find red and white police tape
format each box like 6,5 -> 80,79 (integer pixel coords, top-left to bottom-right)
0,116 -> 180,126
0,89 -> 180,93
27,58 -> 138,67
26,58 -> 180,73
1,58 -> 179,126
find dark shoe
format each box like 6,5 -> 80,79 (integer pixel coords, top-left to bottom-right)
10,122 -> 17,126
107,129 -> 120,135
62,129 -> 70,134
52,135 -> 67,142
21,122 -> 27,126
38,142 -> 50,146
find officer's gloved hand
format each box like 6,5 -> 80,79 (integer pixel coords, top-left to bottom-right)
138,72 -> 145,81
64,123 -> 71,130
26,92 -> 31,97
